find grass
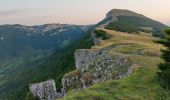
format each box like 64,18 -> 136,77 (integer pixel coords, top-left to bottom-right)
58,29 -> 170,100
105,15 -> 168,36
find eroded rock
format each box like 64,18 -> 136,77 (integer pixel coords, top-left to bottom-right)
63,44 -> 135,93
29,80 -> 58,100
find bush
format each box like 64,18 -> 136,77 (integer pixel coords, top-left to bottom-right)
94,30 -> 112,40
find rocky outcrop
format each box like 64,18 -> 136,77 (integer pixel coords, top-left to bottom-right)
91,31 -> 104,46
29,80 -> 59,100
75,49 -> 100,69
62,44 -> 135,93
28,29 -> 136,99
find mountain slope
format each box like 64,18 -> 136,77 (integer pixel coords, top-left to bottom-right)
59,29 -> 170,100
54,9 -> 170,100
99,9 -> 168,37
0,24 -> 92,100
0,24 -> 90,59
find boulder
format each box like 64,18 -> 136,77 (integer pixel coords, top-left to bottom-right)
29,80 -> 58,100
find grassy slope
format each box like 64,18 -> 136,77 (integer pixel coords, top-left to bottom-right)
105,16 -> 168,37
59,29 -> 170,100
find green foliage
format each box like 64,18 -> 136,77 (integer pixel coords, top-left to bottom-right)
157,29 -> 170,89
105,21 -> 143,33
94,29 -> 112,40
25,92 -> 39,100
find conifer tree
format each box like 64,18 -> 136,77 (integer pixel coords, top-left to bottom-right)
157,29 -> 170,89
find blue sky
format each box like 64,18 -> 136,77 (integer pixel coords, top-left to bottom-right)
0,0 -> 170,25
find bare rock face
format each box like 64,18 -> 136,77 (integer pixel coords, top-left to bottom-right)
74,49 -> 100,69
62,44 -> 135,93
91,31 -> 104,46
29,80 -> 57,100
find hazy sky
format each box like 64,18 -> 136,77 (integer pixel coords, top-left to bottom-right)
0,0 -> 170,26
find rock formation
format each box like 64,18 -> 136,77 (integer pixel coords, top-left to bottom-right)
62,43 -> 135,93
29,80 -> 58,100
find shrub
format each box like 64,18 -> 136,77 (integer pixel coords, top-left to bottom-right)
94,30 -> 112,40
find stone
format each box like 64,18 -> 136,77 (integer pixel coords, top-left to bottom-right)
74,49 -> 100,69
62,44 -> 135,93
91,31 -> 104,46
29,79 -> 57,100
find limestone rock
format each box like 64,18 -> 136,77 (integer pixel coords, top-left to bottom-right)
74,49 -> 100,69
63,44 -> 135,93
29,80 -> 57,100
91,31 -> 104,46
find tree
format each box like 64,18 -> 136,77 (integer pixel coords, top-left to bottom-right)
157,29 -> 170,89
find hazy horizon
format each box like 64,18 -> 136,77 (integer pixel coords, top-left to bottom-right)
0,0 -> 170,26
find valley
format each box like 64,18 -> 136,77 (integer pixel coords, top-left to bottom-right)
0,24 -> 92,99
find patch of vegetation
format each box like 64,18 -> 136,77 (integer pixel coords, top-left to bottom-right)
94,29 -> 112,40
105,21 -> 148,33
105,16 -> 168,37
25,92 -> 39,100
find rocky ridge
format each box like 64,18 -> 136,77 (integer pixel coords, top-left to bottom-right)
29,29 -> 136,100
62,30 -> 135,94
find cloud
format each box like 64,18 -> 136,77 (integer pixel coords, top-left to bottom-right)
0,9 -> 24,16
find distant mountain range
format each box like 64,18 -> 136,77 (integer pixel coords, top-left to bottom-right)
0,24 -> 91,60
0,9 -> 169,100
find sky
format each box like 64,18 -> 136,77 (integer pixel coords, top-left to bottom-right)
0,0 -> 170,26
